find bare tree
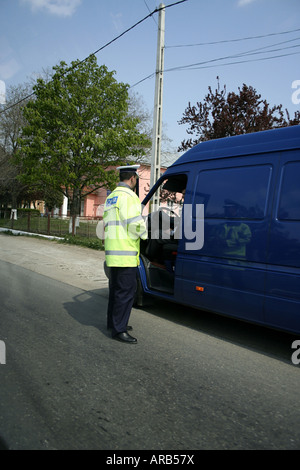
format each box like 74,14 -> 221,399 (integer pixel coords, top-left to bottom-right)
0,84 -> 33,209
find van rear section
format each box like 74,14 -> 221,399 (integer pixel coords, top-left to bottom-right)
139,126 -> 300,335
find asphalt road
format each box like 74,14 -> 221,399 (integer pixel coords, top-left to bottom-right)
0,234 -> 299,450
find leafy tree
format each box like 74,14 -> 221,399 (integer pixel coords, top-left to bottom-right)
178,77 -> 300,151
0,84 -> 33,209
43,188 -> 64,213
16,55 -> 151,220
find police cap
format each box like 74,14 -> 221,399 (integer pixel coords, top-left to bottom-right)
117,165 -> 140,178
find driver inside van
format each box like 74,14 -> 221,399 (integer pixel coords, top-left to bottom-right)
145,186 -> 186,269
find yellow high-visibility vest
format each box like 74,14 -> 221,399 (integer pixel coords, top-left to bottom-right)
103,185 -> 147,267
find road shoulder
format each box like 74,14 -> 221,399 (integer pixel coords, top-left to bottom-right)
0,234 -> 108,292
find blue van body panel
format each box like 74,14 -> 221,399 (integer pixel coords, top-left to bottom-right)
140,126 -> 300,334
172,126 -> 300,165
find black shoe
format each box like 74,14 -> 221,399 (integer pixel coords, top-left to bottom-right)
113,332 -> 137,344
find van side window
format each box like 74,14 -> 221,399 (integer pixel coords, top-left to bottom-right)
278,161 -> 300,221
195,165 -> 272,219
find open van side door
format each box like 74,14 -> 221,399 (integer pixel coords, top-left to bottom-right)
139,172 -> 190,301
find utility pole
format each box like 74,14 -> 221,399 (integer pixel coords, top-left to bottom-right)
150,3 -> 165,210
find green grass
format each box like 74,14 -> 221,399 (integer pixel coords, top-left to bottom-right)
0,216 -> 104,250
58,235 -> 104,250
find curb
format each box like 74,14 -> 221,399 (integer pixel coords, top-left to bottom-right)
0,227 -> 64,240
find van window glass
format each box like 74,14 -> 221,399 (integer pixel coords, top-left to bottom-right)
195,165 -> 272,219
144,174 -> 187,215
278,161 -> 300,221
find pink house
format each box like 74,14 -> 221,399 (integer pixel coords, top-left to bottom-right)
79,163 -> 167,218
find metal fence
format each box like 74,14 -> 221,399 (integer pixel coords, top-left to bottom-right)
0,210 -> 102,238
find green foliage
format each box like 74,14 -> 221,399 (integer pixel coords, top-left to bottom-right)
16,56 -> 151,215
43,188 -> 64,212
59,234 -> 104,250
17,208 -> 40,217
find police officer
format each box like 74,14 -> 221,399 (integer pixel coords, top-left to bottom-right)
103,165 -> 147,343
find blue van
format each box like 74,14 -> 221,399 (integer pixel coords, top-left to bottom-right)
138,125 -> 300,335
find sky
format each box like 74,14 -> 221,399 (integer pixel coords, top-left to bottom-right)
1,0 -> 300,156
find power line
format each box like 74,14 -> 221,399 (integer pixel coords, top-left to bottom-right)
75,1 -> 187,67
0,0 -> 188,115
236,36 -> 300,56
144,0 -> 158,26
130,36 -> 300,87
164,39 -> 300,73
165,27 -> 300,48
174,50 -> 300,73
130,49 -> 300,88
130,73 -> 156,89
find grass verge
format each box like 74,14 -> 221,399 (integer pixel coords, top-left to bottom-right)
0,230 -> 104,251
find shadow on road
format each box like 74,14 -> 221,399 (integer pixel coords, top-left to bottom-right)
64,287 -> 299,366
138,296 -> 299,366
63,288 -> 111,338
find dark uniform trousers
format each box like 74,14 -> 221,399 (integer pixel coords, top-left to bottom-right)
107,267 -> 137,337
